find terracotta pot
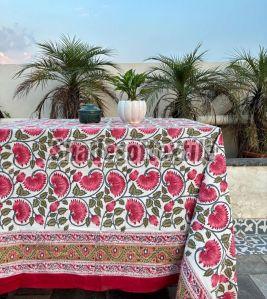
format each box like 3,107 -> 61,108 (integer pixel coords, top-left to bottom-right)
242,151 -> 267,158
118,100 -> 146,124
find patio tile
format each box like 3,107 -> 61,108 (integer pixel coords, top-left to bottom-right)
51,290 -> 106,299
250,274 -> 267,298
236,234 -> 267,255
107,289 -> 170,299
237,275 -> 265,299
237,255 -> 267,274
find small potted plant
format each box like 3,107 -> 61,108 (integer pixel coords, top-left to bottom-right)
112,69 -> 147,124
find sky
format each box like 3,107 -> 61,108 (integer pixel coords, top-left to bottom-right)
0,0 -> 266,63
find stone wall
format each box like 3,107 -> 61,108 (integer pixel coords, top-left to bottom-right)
227,162 -> 267,219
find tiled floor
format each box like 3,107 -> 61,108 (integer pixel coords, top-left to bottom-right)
3,232 -> 267,299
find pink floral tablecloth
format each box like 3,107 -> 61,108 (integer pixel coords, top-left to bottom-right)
0,118 -> 237,298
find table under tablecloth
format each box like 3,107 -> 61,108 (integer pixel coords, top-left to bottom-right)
0,117 -> 237,298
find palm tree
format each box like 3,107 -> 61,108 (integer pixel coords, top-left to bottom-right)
226,47 -> 267,152
14,36 -> 117,118
145,45 -> 232,119
112,69 -> 148,101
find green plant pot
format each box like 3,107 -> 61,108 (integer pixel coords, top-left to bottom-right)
78,104 -> 101,124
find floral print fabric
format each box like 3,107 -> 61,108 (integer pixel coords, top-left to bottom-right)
0,118 -> 237,298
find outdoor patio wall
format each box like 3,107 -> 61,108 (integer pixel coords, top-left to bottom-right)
0,62 -> 238,157
228,164 -> 267,219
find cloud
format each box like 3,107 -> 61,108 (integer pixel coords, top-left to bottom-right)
0,52 -> 14,64
75,7 -> 90,17
0,24 -> 35,63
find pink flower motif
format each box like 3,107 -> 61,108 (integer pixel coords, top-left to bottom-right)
194,173 -> 204,187
52,128 -> 70,141
0,129 -> 11,142
164,200 -> 174,212
129,170 -> 139,181
192,221 -> 204,231
81,128 -> 101,135
149,156 -> 159,167
0,146 -> 2,152
80,171 -> 103,191
16,172 -> 26,183
13,200 -> 31,223
211,273 -> 221,288
50,145 -> 60,156
139,127 -> 157,134
126,199 -> 144,224
24,127 -> 43,136
137,170 -> 160,191
73,171 -> 83,182
107,144 -> 116,154
167,128 -> 182,138
208,204 -> 229,229
149,215 -> 159,226
187,169 -> 197,180
50,172 -> 69,197
12,143 -> 31,166
23,172 -> 47,192
199,240 -> 221,267
218,133 -> 224,146
210,154 -> 226,176
106,201 -> 116,212
127,142 -> 145,165
219,292 -> 236,299
229,235 -> 236,257
91,215 -> 100,226
199,127 -> 212,132
93,156 -> 102,167
70,143 -> 89,165
220,180 -> 228,192
107,171 -> 126,196
185,198 -> 196,221
111,128 -> 126,139
35,214 -> 44,225
0,174 -> 12,199
199,183 -> 217,203
49,201 -> 60,212
164,170 -> 184,196
184,140 -> 203,163
36,158 -> 45,169
69,199 -> 87,224
164,143 -> 173,153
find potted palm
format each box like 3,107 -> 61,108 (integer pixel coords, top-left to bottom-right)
14,36 -> 117,118
145,45 -> 232,119
226,47 -> 267,157
112,69 -> 147,124
0,108 -> 10,118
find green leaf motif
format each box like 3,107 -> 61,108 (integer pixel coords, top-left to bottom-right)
162,219 -> 172,227
204,268 -> 214,276
1,152 -> 12,159
194,232 -> 204,242
188,239 -> 196,249
16,185 -> 30,196
114,208 -> 124,216
103,219 -> 112,227
1,208 -> 11,216
129,184 -> 143,196
47,219 -> 56,226
115,217 -> 124,226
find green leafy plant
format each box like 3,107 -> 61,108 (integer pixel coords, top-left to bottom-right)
112,69 -> 148,101
226,47 -> 267,152
145,45 -> 232,119
14,35 -> 117,118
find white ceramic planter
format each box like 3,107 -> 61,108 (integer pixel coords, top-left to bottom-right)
118,100 -> 146,124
